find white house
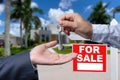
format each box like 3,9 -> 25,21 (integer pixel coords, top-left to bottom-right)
30,24 -> 70,43
0,34 -> 21,47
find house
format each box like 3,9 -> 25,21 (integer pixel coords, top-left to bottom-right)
30,23 -> 89,43
31,28 -> 51,42
0,34 -> 21,47
0,39 -> 4,47
47,24 -> 69,43
30,24 -> 69,43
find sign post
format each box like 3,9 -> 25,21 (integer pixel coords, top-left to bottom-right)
110,47 -> 118,80
110,19 -> 118,80
73,44 -> 107,72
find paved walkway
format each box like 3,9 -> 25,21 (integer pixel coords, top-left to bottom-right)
37,55 -> 120,80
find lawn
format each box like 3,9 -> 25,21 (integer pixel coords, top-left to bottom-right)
0,47 -> 33,57
53,46 -> 72,54
0,45 -> 116,57
10,47 -> 32,55
0,48 -> 4,57
53,46 -> 111,54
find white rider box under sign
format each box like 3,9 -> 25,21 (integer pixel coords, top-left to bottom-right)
73,44 -> 107,72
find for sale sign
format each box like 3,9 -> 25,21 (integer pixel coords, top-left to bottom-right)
73,44 -> 106,72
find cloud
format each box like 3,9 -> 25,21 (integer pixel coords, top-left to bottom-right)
10,23 -> 20,36
39,17 -> 50,27
103,3 -> 112,13
84,5 -> 92,12
48,8 -> 64,23
0,4 -> 5,15
31,2 -> 38,8
0,20 -> 20,36
59,0 -> 77,9
106,8 -> 113,13
103,2 -> 107,7
0,20 -> 4,26
48,8 -> 74,23
38,8 -> 74,27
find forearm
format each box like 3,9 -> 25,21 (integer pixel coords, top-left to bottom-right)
91,24 -> 110,43
91,24 -> 120,49
75,20 -> 93,39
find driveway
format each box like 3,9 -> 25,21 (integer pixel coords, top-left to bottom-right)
37,55 -> 120,80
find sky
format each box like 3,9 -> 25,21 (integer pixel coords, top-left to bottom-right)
0,0 -> 120,36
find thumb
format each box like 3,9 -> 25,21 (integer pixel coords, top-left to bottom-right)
45,41 -> 57,48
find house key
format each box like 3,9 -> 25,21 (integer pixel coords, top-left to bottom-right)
57,25 -> 64,50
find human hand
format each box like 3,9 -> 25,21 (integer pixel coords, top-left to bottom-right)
59,13 -> 93,39
30,41 -> 77,65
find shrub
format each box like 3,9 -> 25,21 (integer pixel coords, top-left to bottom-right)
0,48 -> 5,57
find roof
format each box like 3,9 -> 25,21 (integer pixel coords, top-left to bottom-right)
0,34 -> 20,38
67,32 -> 89,40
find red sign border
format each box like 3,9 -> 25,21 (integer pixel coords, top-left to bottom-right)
72,44 -> 107,72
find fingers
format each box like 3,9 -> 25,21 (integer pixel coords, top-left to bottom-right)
59,13 -> 76,34
64,27 -> 73,35
59,13 -> 74,27
59,20 -> 74,28
59,13 -> 75,21
64,29 -> 70,35
54,53 -> 77,64
65,53 -> 78,62
59,20 -> 75,35
45,41 -> 57,48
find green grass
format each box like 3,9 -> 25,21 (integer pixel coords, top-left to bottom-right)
107,50 -> 110,55
53,46 -> 111,55
53,46 -> 72,54
0,46 -> 33,57
0,46 -> 117,57
0,48 -> 4,57
10,47 -> 32,55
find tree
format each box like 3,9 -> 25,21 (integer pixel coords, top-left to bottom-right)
4,0 -> 11,56
0,0 -> 3,3
112,6 -> 120,18
11,0 -> 24,47
11,0 -> 42,48
88,1 -> 111,24
23,0 -> 42,48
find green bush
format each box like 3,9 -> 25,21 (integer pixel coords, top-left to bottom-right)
28,39 -> 41,47
0,48 -> 5,57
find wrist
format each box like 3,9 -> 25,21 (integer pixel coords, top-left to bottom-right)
30,51 -> 36,65
75,22 -> 93,39
29,52 -> 37,71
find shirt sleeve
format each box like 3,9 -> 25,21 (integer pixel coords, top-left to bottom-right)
91,24 -> 120,49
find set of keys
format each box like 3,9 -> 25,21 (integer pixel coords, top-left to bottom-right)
57,25 -> 64,50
